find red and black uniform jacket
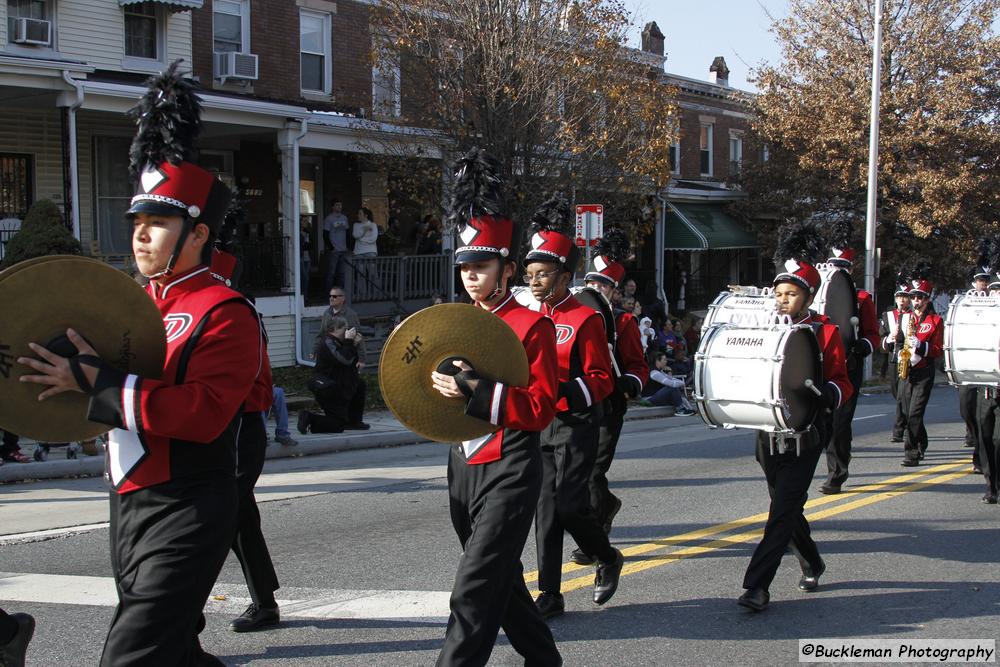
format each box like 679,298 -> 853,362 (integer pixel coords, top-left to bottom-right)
613,310 -> 649,400
798,311 -> 854,410
87,266 -> 263,494
460,292 -> 558,464
906,309 -> 944,371
854,290 -> 880,358
539,292 -> 614,413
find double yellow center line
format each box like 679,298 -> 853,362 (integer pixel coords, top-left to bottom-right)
525,460 -> 972,593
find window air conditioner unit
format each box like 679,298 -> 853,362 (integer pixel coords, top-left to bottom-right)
215,52 -> 259,83
12,17 -> 52,46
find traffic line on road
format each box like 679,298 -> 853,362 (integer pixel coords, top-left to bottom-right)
0,522 -> 109,545
526,460 -> 972,593
0,573 -> 454,623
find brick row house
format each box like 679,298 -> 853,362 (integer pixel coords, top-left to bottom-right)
0,5 -> 760,368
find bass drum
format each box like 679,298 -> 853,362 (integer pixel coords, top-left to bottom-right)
702,290 -> 776,330
571,285 -> 616,347
694,323 -> 822,433
814,265 -> 859,352
944,292 -> 1000,386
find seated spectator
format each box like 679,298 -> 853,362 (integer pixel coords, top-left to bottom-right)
640,352 -> 695,415
298,316 -> 369,434
266,386 -> 297,446
0,430 -> 29,464
668,347 -> 694,385
637,316 -> 656,353
656,318 -> 684,357
684,316 -> 702,354
621,295 -> 637,315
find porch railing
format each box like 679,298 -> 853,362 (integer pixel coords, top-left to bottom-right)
0,228 -> 18,263
241,236 -> 290,291
345,254 -> 449,305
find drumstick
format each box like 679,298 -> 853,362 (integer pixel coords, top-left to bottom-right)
804,378 -> 823,396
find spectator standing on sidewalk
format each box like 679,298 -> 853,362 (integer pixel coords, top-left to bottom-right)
267,386 -> 297,446
322,199 -> 349,292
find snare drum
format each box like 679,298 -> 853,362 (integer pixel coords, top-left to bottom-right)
694,323 -> 822,433
702,289 -> 776,330
814,264 -> 859,352
944,292 -> 1000,386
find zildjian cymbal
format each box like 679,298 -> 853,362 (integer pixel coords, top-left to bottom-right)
379,303 -> 528,443
0,256 -> 165,442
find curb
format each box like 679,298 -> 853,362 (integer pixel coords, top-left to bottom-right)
0,405 -> 676,484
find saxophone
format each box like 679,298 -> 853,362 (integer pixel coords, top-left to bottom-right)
898,312 -> 915,380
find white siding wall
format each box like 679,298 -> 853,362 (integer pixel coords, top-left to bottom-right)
263,315 -> 296,368
0,3 -> 7,46
55,1 -> 191,72
0,107 -> 65,212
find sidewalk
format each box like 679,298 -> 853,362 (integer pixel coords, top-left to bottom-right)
0,404 -> 678,484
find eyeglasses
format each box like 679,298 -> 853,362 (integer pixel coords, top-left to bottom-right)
522,270 -> 559,284
329,294 -> 345,299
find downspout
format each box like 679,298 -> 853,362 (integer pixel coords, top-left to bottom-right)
61,71 -> 84,240
654,191 -> 668,312
290,118 -> 312,367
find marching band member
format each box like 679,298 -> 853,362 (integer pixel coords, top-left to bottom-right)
739,222 -> 852,613
19,63 -> 263,666
820,223 -> 880,494
961,244 -> 994,462
975,271 -> 1000,504
880,271 -> 912,443
430,150 -> 561,667
896,263 -> 944,467
571,228 -> 648,560
523,194 -> 622,619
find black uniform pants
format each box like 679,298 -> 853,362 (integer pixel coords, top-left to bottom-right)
959,386 -> 981,469
232,413 -> 279,608
899,365 -> 936,462
826,361 -> 863,487
438,439 -> 561,667
588,399 -> 626,528
101,476 -> 238,666
311,378 -> 366,432
743,430 -> 824,592
889,361 -> 905,439
976,389 -> 1000,497
536,409 -> 616,594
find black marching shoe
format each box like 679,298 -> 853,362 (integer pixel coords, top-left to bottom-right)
737,588 -> 769,612
798,559 -> 826,592
571,548 -> 595,565
602,495 -> 623,534
981,494 -> 997,505
890,435 -> 903,443
535,592 -> 565,620
973,465 -> 984,474
593,548 -> 624,605
344,422 -> 371,431
230,603 -> 280,633
296,411 -> 311,435
0,612 -> 35,667
819,484 -> 841,495
900,459 -> 919,467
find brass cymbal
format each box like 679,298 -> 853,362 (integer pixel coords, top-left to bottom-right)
0,256 -> 165,442
379,303 -> 529,443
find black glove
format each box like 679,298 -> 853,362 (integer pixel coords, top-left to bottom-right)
453,368 -> 480,399
820,383 -> 839,411
853,338 -> 873,357
616,375 -> 641,399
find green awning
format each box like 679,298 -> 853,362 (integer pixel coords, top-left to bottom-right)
664,202 -> 758,251
119,0 -> 203,9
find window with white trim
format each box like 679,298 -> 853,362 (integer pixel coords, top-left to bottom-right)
371,36 -> 401,117
699,123 -> 713,176
729,134 -> 743,176
94,136 -> 133,255
669,135 -> 680,175
7,0 -> 53,48
300,10 -> 332,95
123,2 -> 163,62
213,0 -> 249,54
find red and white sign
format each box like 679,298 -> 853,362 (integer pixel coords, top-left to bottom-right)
575,204 -> 603,247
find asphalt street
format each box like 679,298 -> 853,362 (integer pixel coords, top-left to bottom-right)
1,388 -> 997,666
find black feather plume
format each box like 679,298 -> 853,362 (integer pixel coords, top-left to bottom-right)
127,60 -> 203,181
895,265 -> 910,287
988,236 -> 1000,274
444,148 -> 504,229
529,192 -> 572,235
773,219 -> 825,268
912,260 -> 933,281
975,236 -> 994,272
826,216 -> 856,251
595,227 -> 630,262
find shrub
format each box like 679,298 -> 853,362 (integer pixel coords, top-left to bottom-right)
0,199 -> 81,269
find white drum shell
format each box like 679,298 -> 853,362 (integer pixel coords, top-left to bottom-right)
695,323 -> 808,433
944,293 -> 1000,386
702,290 -> 776,331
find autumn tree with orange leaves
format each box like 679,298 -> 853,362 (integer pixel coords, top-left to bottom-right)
737,0 -> 1000,290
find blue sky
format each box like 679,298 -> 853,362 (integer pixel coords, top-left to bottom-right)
623,1 -> 788,92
